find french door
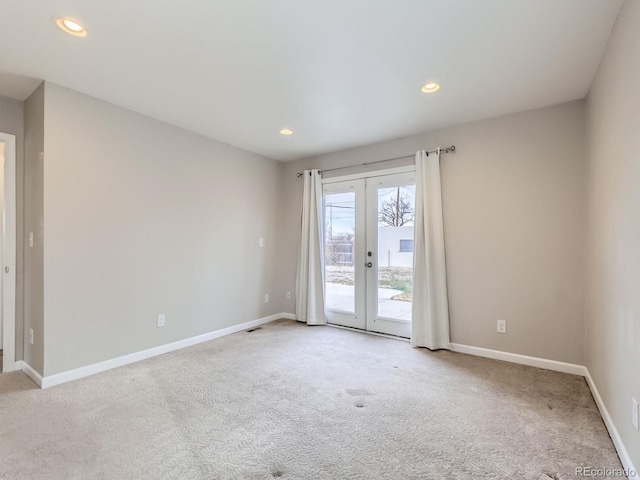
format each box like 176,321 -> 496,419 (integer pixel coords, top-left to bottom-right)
323,171 -> 416,338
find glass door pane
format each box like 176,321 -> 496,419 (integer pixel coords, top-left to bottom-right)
324,191 -> 356,313
322,172 -> 413,337
366,172 -> 415,338
376,184 -> 415,321
323,179 -> 366,331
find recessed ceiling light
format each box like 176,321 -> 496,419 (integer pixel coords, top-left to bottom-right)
280,129 -> 293,135
421,82 -> 440,93
56,17 -> 87,37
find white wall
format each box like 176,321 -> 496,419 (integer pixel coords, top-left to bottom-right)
585,0 -> 640,468
0,94 -> 25,361
23,84 -> 45,374
40,83 -> 283,376
0,143 -> 3,347
378,226 -> 414,268
280,101 -> 586,364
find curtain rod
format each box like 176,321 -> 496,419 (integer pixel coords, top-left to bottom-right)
296,146 -> 455,177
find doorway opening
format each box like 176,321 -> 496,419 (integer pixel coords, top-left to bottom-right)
0,132 -> 17,373
323,168 -> 416,338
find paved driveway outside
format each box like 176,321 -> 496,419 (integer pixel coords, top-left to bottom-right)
325,283 -> 412,320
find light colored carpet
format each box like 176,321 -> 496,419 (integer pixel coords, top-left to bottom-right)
0,319 -> 622,479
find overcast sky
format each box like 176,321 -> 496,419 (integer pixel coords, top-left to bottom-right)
325,185 -> 415,235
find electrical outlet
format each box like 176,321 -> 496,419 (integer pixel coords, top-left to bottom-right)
29,328 -> 34,345
497,319 -> 507,334
633,398 -> 639,431
264,294 -> 269,304
157,314 -> 165,328
286,291 -> 291,300
259,238 -> 264,248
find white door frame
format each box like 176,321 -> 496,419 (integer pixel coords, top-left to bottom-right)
0,132 -> 17,373
322,179 -> 366,330
323,166 -> 417,337
365,171 -> 416,338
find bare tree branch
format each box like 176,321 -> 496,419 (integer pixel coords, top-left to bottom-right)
378,189 -> 414,226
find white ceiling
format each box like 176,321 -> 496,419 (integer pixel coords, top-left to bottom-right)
0,0 -> 623,161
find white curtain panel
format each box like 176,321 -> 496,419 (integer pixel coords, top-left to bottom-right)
412,150 -> 451,349
295,170 -> 327,325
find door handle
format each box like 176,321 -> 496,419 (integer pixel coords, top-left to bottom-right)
366,262 -> 373,268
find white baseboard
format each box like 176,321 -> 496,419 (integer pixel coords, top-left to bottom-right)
327,323 -> 410,342
20,315 -> 635,476
21,361 -> 43,388
39,313 -> 287,389
450,343 -> 636,475
584,369 -> 637,476
450,343 -> 587,376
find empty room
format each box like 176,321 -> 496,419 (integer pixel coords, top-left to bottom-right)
0,0 -> 638,478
